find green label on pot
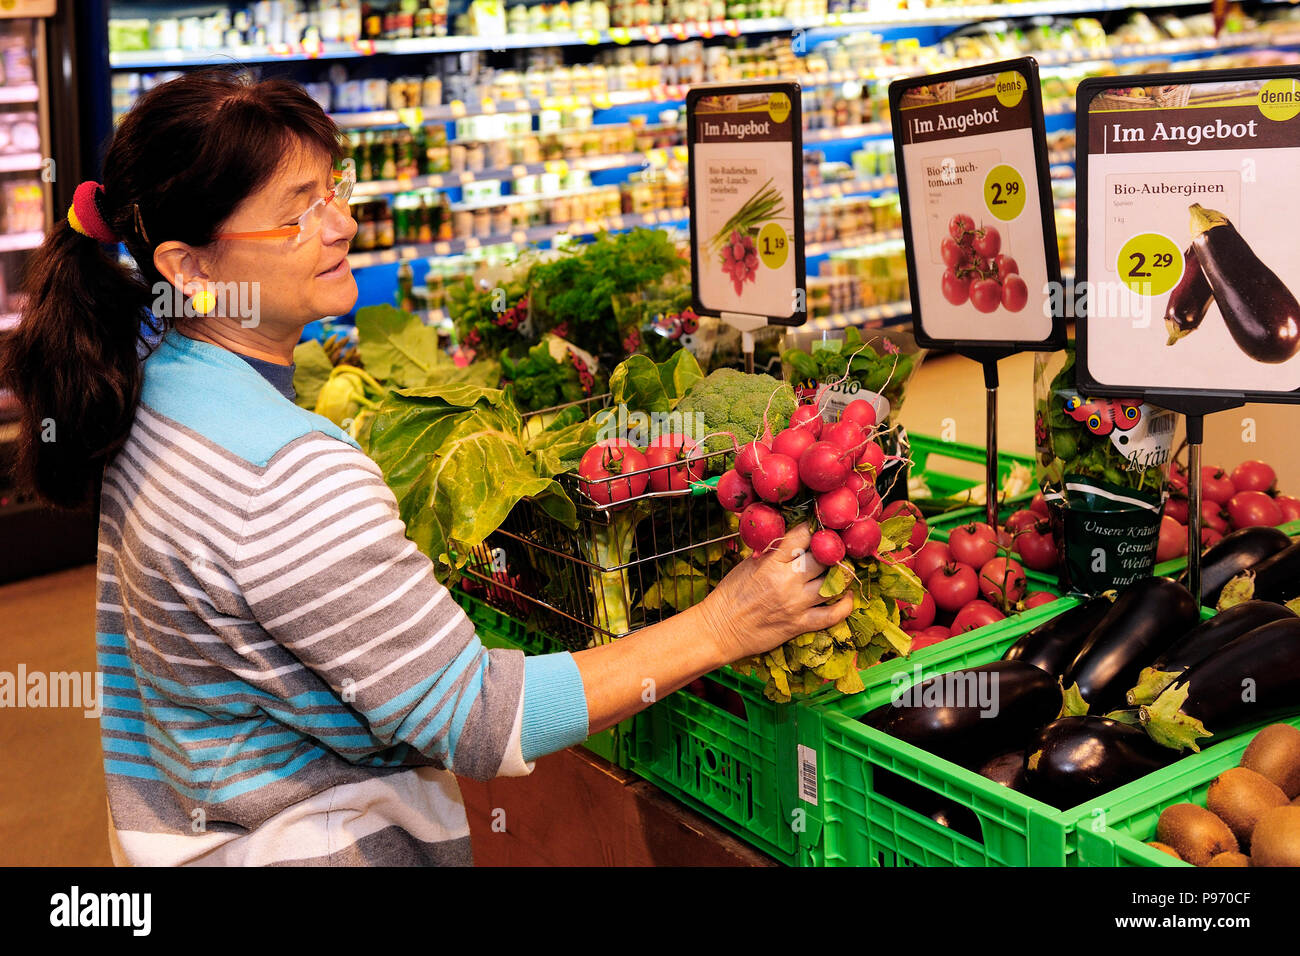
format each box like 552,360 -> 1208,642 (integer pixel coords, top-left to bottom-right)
1050,475 -> 1163,593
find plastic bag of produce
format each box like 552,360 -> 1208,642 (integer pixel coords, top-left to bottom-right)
1034,343 -> 1178,593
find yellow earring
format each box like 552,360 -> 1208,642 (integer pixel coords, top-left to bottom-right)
191,288 -> 216,315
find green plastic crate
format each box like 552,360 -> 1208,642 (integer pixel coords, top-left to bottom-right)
799,599 -> 1239,866
457,591 -> 631,768
908,433 -> 1037,530
1075,714 -> 1300,866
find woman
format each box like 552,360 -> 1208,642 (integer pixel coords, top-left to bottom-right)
1,71 -> 851,866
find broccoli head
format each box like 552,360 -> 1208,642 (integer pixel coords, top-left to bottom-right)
674,368 -> 797,461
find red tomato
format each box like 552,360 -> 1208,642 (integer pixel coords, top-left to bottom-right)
911,540 -> 951,583
948,522 -> 999,569
1276,495 -> 1300,523
578,440 -> 649,509
1230,460 -> 1277,494
1227,490 -> 1284,529
644,434 -> 703,493
940,237 -> 965,268
1022,591 -> 1057,609
1168,468 -> 1189,494
978,556 -> 1027,609
1164,494 -> 1189,525
941,268 -> 970,306
1156,515 -> 1188,563
1200,466 -> 1237,505
1201,500 -> 1231,534
909,626 -> 952,650
949,213 -> 975,241
972,226 -> 1001,259
951,600 -> 1006,634
970,277 -> 1002,314
900,591 -> 936,632
1001,275 -> 1029,312
994,254 -> 1019,280
924,561 -> 981,614
1030,492 -> 1050,518
1201,527 -> 1224,550
1013,524 -> 1058,572
1005,509 -> 1040,535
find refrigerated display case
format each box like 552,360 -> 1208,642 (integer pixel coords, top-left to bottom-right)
0,0 -> 99,584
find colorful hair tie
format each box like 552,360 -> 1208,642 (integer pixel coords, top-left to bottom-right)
68,181 -> 119,244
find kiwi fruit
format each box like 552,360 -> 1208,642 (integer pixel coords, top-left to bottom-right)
1147,842 -> 1182,860
1242,724 -> 1300,800
1207,766 -> 1289,850
1156,803 -> 1238,866
1206,851 -> 1250,867
1249,805 -> 1300,867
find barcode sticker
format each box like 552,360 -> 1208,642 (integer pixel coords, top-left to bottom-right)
797,744 -> 818,806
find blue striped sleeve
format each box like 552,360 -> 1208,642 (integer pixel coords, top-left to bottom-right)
520,653 -> 590,763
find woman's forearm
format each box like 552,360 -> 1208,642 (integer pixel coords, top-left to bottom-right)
571,603 -> 729,733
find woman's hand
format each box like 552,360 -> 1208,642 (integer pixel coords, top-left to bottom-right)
696,523 -> 855,663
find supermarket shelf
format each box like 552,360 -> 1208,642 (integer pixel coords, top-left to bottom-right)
807,300 -> 912,331
109,0 -> 1232,68
805,228 -> 905,258
346,206 -> 690,266
350,151 -> 661,197
0,153 -> 44,174
0,313 -> 19,332
0,231 -> 43,254
804,174 -> 898,200
0,84 -> 39,105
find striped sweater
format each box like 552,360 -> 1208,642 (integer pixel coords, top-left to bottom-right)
96,330 -> 590,866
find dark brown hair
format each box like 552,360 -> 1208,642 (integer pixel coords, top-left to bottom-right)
0,69 -> 341,508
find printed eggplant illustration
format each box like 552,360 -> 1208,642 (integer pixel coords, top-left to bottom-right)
1189,203 -> 1300,364
1164,244 -> 1214,346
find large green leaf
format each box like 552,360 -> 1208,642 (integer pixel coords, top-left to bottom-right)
657,348 -> 704,403
292,339 -> 335,410
609,353 -> 672,414
356,304 -> 448,387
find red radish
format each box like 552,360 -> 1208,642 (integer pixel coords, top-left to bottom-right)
1201,527 -> 1224,549
948,522 -> 999,569
910,625 -> 951,650
751,453 -> 801,504
1013,522 -> 1057,572
1023,591 -> 1057,609
1227,490 -> 1283,529
1005,509 -> 1040,535
810,529 -> 846,565
799,441 -> 853,492
925,561 -> 980,613
904,515 -> 929,553
1157,515 -> 1188,563
952,600 -> 1006,634
822,420 -> 867,455
840,398 -> 877,432
1200,466 -> 1236,504
845,471 -> 875,506
900,591 -> 936,631
735,440 -> 771,480
1277,494 -> 1300,522
579,440 -> 649,509
911,540 -> 951,583
1164,494 -> 1189,525
818,486 -> 861,530
860,494 -> 884,520
882,500 -> 924,522
1230,459 -> 1276,494
644,434 -> 702,492
1201,500 -> 1231,534
1030,492 -> 1050,518
739,503 -> 786,555
857,440 -> 885,477
978,556 -> 1027,607
717,469 -> 756,513
771,426 -> 816,463
788,404 -> 824,438
841,516 -> 882,559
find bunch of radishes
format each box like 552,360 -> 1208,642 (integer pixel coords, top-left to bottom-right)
900,507 -> 1056,651
716,396 -> 904,567
577,432 -> 707,508
1159,459 -> 1300,562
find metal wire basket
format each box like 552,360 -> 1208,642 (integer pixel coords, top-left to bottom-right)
457,394 -> 744,651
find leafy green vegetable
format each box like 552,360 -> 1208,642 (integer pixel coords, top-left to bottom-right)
314,364 -> 385,429
781,326 -> 916,417
292,339 -> 335,411
356,304 -> 501,391
500,336 -> 600,413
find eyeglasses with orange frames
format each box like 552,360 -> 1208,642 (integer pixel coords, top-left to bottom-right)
215,167 -> 356,245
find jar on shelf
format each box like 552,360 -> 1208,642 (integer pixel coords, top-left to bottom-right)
353,201 -> 376,251
374,199 -> 396,249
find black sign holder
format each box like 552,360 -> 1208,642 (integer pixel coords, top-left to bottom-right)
1076,65 -> 1300,604
891,58 -> 1065,529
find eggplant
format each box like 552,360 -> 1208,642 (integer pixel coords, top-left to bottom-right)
1181,525 -> 1292,607
1165,244 -> 1214,345
1127,601 -> 1295,706
1002,595 -> 1116,678
1190,203 -> 1300,364
863,660 -> 1062,769
978,750 -> 1028,791
1218,540 -> 1300,608
928,804 -> 983,843
1061,576 -> 1200,715
1024,716 -> 1178,810
1141,616 -> 1300,752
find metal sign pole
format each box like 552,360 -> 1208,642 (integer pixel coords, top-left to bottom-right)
984,359 -> 1000,530
1185,414 -> 1206,606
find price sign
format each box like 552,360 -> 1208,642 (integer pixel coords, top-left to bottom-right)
686,82 -> 806,326
1077,66 -> 1300,403
890,58 -> 1063,353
